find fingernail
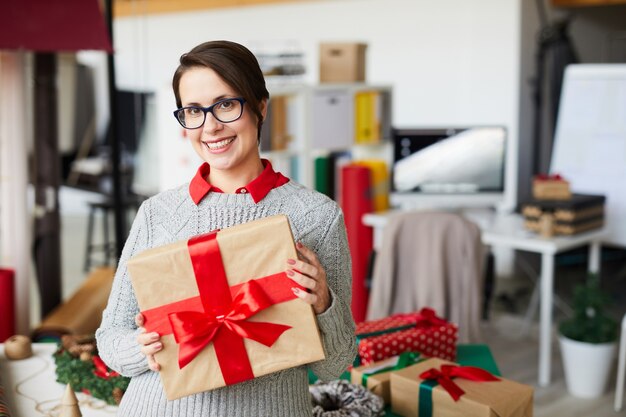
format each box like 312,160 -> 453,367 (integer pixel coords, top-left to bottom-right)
291,287 -> 300,294
296,242 -> 303,248
286,269 -> 294,276
155,342 -> 162,349
287,258 -> 296,265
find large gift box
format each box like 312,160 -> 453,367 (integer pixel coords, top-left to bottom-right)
351,344 -> 500,406
391,358 -> 533,417
127,214 -> 325,400
352,352 -> 423,404
356,309 -> 458,366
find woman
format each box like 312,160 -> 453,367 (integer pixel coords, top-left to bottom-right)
96,40 -> 356,416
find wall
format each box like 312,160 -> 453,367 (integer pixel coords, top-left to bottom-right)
111,0 -> 522,210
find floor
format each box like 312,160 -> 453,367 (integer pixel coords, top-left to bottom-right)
48,186 -> 626,416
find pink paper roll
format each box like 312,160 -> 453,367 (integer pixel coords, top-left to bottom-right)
0,269 -> 16,342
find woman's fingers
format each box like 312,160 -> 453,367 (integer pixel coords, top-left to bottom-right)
295,242 -> 321,267
291,287 -> 318,305
147,354 -> 161,372
286,268 -> 317,290
137,331 -> 160,346
136,313 -> 162,372
135,312 -> 144,328
287,242 -> 330,314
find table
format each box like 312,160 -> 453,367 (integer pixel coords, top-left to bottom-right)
363,211 -> 607,387
0,343 -> 117,417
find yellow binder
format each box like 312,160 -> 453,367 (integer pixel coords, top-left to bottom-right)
354,159 -> 389,212
354,92 -> 381,144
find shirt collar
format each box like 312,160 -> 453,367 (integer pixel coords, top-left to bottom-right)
189,159 -> 289,205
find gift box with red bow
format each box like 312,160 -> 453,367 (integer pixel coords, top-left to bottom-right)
532,173 -> 571,200
127,214 -> 325,400
391,357 -> 533,417
351,344 -> 500,406
355,309 -> 458,366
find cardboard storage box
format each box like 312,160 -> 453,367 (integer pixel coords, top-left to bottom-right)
320,43 -> 367,83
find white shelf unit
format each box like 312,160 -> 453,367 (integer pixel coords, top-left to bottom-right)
262,83 -> 393,190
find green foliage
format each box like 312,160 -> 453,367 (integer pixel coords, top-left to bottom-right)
53,348 -> 130,405
559,274 -> 618,344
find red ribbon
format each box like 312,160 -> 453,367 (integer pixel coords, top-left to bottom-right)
413,308 -> 450,329
93,355 -> 120,379
140,230 -> 298,385
419,365 -> 499,401
535,173 -> 564,181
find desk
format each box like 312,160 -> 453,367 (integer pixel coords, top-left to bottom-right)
363,211 -> 607,387
0,343 -> 117,416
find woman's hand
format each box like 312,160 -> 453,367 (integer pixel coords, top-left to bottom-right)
135,313 -> 162,372
286,242 -> 331,314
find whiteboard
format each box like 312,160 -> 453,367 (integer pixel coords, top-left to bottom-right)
551,64 -> 626,247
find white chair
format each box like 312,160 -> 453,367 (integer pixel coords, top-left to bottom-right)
616,313 -> 626,412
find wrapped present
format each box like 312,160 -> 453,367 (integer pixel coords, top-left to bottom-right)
356,309 -> 457,366
351,344 -> 500,406
127,215 -> 325,400
532,173 -> 571,200
522,194 -> 605,236
391,358 -> 533,417
352,352 -> 423,404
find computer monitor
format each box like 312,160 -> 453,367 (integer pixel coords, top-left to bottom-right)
390,126 -> 507,209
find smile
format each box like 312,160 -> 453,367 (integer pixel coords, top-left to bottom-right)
204,137 -> 235,150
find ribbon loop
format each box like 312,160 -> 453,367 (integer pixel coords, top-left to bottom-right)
413,308 -> 449,329
169,279 -> 292,369
419,364 -> 499,402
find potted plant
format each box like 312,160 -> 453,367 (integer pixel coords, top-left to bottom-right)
558,274 -> 618,398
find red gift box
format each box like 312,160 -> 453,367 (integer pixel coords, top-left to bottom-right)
356,309 -> 457,366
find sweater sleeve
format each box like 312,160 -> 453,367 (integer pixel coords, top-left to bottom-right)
308,205 -> 357,381
95,201 -> 151,377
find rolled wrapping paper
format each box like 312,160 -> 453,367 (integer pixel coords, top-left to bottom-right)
340,164 -> 373,323
3,335 -> 32,360
0,269 -> 16,342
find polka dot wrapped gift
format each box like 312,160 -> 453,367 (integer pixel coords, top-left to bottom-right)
355,308 -> 458,366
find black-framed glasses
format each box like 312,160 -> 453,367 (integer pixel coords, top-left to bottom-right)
173,97 -> 246,129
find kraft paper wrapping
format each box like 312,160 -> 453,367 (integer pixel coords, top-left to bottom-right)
36,267 -> 114,338
391,358 -> 533,417
127,215 -> 325,400
351,355 -> 399,404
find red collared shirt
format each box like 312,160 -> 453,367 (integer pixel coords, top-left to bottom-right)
189,159 -> 290,205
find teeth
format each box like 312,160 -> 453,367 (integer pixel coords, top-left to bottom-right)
205,137 -> 234,150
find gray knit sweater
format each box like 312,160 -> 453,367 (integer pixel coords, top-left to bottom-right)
96,180 -> 356,417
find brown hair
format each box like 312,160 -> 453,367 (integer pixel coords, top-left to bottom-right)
172,40 -> 269,141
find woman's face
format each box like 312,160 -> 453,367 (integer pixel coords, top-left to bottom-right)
178,66 -> 264,176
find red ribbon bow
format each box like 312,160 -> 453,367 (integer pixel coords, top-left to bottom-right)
536,173 -> 564,181
169,279 -> 291,369
413,308 -> 449,329
419,365 -> 499,401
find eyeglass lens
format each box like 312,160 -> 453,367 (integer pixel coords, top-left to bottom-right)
177,98 -> 243,128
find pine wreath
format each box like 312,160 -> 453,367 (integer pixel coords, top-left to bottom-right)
53,335 -> 129,405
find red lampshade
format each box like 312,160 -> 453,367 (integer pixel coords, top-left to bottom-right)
0,0 -> 113,52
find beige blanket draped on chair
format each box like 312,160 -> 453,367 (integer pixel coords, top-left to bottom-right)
366,211 -> 484,343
